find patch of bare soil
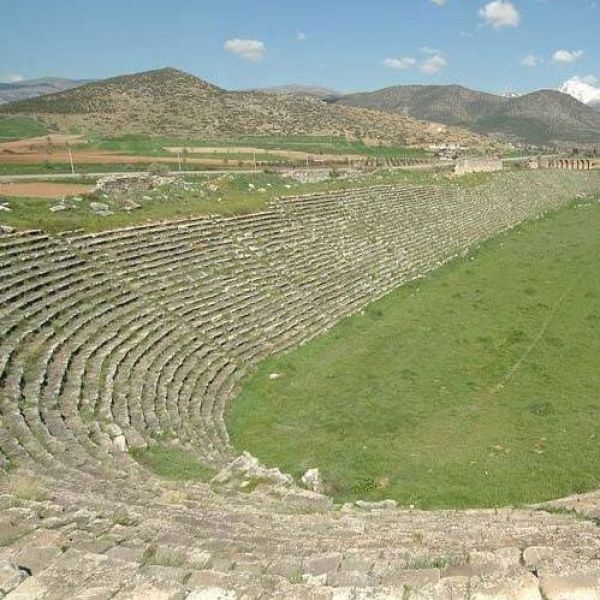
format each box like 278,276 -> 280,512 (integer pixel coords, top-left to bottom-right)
0,182 -> 93,199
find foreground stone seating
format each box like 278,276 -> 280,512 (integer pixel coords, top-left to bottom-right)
0,171 -> 600,598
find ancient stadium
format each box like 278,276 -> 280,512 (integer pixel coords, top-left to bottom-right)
3,0 -> 600,592
0,163 -> 599,598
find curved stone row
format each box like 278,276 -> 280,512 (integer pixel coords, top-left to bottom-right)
2,172 -> 599,473
1,171 -> 600,598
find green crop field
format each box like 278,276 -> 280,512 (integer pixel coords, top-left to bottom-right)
228,200 -> 600,509
0,133 -> 432,177
0,116 -> 48,141
0,162 -> 250,177
83,134 -> 432,159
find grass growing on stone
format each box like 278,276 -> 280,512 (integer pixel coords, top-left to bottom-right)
131,445 -> 215,482
228,200 -> 600,509
0,168 -> 488,234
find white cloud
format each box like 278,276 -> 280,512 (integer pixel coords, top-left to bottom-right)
296,31 -> 307,42
521,54 -> 542,67
420,53 -> 447,74
383,49 -> 447,75
559,75 -> 600,107
479,1 -> 521,28
420,46 -> 442,55
224,38 -> 266,62
552,49 -> 584,64
431,0 -> 447,6
0,73 -> 25,83
383,57 -> 418,70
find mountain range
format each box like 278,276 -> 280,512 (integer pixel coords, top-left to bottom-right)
0,77 -> 91,105
331,85 -> 600,146
254,84 -> 341,100
1,68 -> 599,147
0,68 -> 490,149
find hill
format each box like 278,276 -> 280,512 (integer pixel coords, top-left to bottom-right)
0,68 -> 492,149
333,84 -> 600,146
254,84 -> 341,100
0,77 -> 90,105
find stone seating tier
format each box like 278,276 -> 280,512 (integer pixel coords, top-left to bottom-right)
1,171 -> 600,598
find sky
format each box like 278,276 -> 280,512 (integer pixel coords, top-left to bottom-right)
1,0 -> 599,96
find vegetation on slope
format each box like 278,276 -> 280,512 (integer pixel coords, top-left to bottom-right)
229,199 -> 600,508
0,115 -> 48,140
83,133 -> 431,159
0,68 -> 492,149
333,84 -> 600,145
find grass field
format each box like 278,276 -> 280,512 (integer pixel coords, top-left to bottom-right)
84,134 -> 432,159
228,200 -> 600,509
132,444 -> 214,482
0,116 -> 48,141
0,162 -> 244,176
0,168 -> 481,234
0,133 -> 434,177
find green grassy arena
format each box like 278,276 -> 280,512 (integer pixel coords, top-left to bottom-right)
228,200 -> 600,509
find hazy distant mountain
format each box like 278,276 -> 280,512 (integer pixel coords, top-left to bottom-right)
0,77 -> 91,105
0,68 -> 491,148
332,84 -> 600,145
501,91 -> 522,99
256,84 -> 341,100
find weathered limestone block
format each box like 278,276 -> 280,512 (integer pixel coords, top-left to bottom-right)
13,545 -> 62,576
123,428 -> 147,451
304,553 -> 342,577
140,564 -> 190,584
0,562 -> 27,596
539,574 -> 600,600
112,435 -> 128,453
301,468 -> 324,494
470,547 -> 522,570
187,588 -> 238,600
280,488 -> 333,513
523,546 -> 555,571
355,499 -> 397,510
472,572 -> 542,600
112,580 -> 188,600
211,452 -> 293,488
328,570 -> 377,588
380,568 -> 440,589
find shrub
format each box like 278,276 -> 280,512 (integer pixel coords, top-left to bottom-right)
147,163 -> 170,177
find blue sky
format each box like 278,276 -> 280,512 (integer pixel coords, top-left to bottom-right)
1,0 -> 598,95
